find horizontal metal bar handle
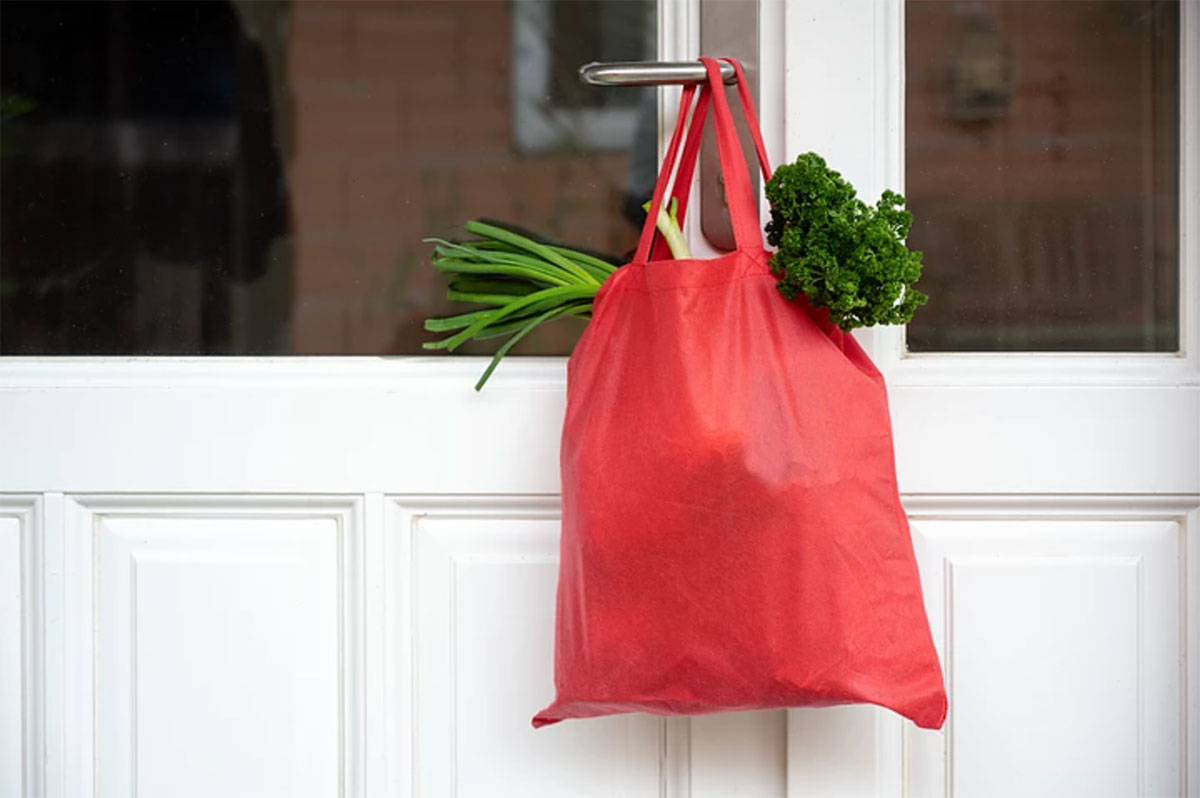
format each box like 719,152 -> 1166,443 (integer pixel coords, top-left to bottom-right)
578,60 -> 737,87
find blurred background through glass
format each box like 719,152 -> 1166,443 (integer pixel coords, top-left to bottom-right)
5,0 -> 1182,356
0,0 -> 657,354
905,0 -> 1179,352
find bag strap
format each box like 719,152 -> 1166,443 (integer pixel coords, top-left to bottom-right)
648,84 -> 711,260
636,57 -> 772,262
669,58 -> 772,222
701,55 -> 761,251
723,58 -> 772,185
635,83 -> 699,264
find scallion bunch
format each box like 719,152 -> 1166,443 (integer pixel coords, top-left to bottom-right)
765,153 -> 927,331
423,220 -> 618,390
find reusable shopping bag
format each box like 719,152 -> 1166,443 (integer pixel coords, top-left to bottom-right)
534,58 -> 947,730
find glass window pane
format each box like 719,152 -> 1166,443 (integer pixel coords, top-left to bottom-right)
905,0 -> 1179,352
0,0 -> 657,355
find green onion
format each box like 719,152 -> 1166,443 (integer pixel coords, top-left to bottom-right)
423,215 -> 672,389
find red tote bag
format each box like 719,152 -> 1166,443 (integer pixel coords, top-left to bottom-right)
534,58 -> 947,730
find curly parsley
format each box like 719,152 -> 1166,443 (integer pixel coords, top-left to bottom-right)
764,152 -> 928,331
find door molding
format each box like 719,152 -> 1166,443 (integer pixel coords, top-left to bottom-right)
0,495 -> 41,798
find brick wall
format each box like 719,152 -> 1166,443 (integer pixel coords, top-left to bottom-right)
285,0 -> 639,354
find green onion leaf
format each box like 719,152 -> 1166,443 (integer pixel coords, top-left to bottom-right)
465,221 -> 600,286
474,303 -> 591,391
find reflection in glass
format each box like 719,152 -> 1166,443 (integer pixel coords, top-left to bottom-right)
0,0 -> 657,355
905,0 -> 1179,352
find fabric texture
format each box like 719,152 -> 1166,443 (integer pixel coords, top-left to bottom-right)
534,58 -> 947,730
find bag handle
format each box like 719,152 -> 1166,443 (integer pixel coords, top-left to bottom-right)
724,58 -> 772,185
635,83 -> 700,263
701,55 -> 761,251
650,59 -> 773,259
636,57 -> 772,262
648,84 -> 711,260
669,58 -> 772,224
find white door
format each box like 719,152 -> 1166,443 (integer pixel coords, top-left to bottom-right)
786,3 -> 1199,797
1,3 -> 1196,798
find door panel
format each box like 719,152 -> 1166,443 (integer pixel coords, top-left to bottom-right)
403,498 -> 664,797
908,503 -> 1187,798
69,497 -> 359,798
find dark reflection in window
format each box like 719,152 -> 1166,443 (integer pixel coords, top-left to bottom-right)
1,0 -> 656,355
1,1 -> 290,353
905,0 -> 1179,352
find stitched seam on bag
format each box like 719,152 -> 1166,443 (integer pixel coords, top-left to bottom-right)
632,248 -> 769,271
620,250 -> 773,295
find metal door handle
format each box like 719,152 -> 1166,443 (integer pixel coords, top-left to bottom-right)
579,1 -> 759,251
578,60 -> 737,87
